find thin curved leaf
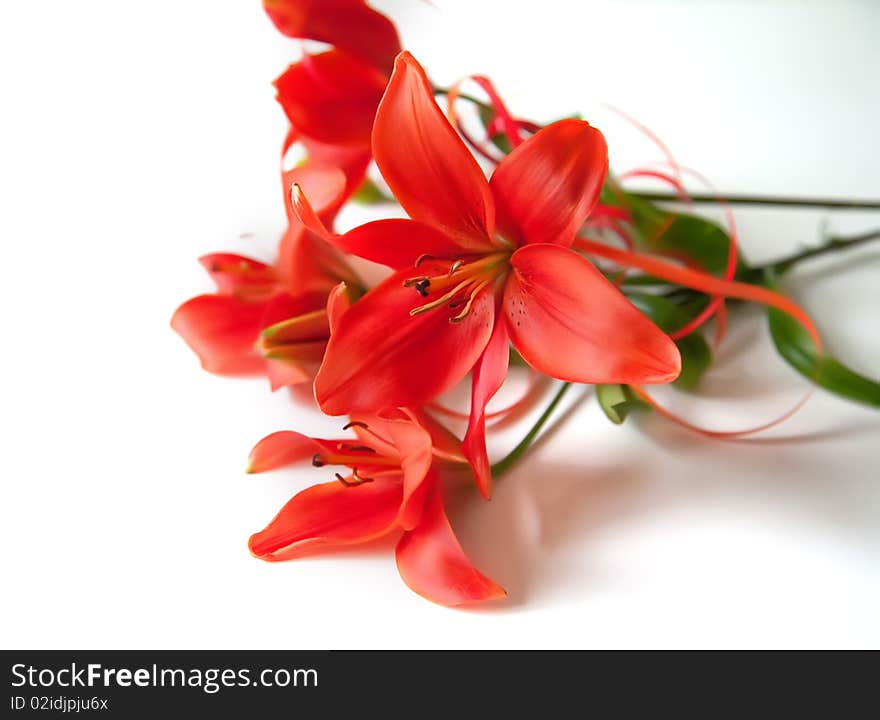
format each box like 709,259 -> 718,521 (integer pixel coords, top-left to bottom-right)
765,290 -> 880,408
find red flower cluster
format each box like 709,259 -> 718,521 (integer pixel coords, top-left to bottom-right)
174,1 -> 837,605
172,0 -> 680,605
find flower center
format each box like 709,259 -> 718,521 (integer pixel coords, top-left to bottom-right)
403,252 -> 509,323
311,422 -> 403,487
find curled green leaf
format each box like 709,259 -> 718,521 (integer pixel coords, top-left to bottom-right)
596,383 -> 646,425
765,283 -> 880,408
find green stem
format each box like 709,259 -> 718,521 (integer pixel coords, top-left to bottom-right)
620,228 -> 880,291
490,382 -> 572,478
631,191 -> 880,211
754,228 -> 880,275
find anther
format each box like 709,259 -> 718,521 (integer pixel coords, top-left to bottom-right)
335,472 -> 355,487
342,420 -> 368,430
335,470 -> 374,487
410,278 -> 472,316
403,276 -> 431,297
414,253 -> 435,267
311,453 -> 325,467
448,259 -> 463,276
352,468 -> 375,484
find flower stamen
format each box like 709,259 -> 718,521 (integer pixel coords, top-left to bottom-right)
409,278 -> 473,316
313,452 -> 399,467
404,253 -> 508,318
451,278 -> 491,323
335,470 -> 374,487
337,443 -> 376,453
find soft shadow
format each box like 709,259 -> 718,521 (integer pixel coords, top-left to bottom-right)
450,459 -> 656,611
449,409 -> 880,610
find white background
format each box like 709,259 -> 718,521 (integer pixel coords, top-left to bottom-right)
1,0 -> 879,649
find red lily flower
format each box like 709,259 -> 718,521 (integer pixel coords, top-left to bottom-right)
265,0 -> 402,200
263,0 -> 401,74
308,53 -> 682,497
171,167 -> 359,389
247,408 -> 505,606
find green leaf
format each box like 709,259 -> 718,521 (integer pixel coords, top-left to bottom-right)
626,292 -> 712,390
596,384 -> 645,424
628,195 -> 735,276
477,105 -> 513,155
351,177 -> 393,205
766,300 -> 880,409
600,178 -> 750,278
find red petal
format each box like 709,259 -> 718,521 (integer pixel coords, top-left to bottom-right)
404,408 -> 466,464
372,52 -> 496,250
266,358 -> 312,391
326,282 -> 353,334
260,291 -> 328,328
490,119 -> 607,247
298,136 -> 371,204
198,254 -> 277,298
281,165 -> 347,227
348,411 -> 403,458
335,219 -> 473,269
259,295 -> 330,391
315,268 -> 495,414
249,479 -> 402,561
396,488 -> 506,606
462,313 -> 509,499
384,418 -> 434,531
277,166 -> 356,293
263,0 -> 401,74
275,50 -> 387,145
170,295 -> 265,375
247,431 -> 327,473
278,226 -> 359,295
504,244 -> 681,383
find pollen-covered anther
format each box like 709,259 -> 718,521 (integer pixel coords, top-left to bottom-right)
352,468 -> 374,484
403,276 -> 431,297
335,472 -> 355,487
342,420 -> 368,431
335,470 -> 374,487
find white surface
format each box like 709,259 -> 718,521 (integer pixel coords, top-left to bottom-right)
1,0 -> 879,649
